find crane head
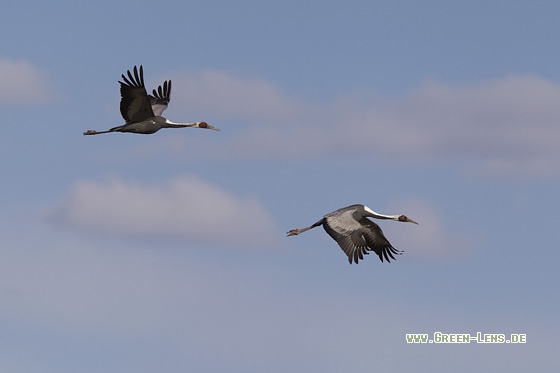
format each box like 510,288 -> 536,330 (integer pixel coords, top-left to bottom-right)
398,215 -> 419,225
197,122 -> 221,131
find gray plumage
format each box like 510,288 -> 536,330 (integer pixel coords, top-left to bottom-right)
287,204 -> 419,264
84,65 -> 220,135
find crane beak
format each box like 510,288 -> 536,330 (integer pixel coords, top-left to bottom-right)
406,217 -> 419,225
207,124 -> 221,131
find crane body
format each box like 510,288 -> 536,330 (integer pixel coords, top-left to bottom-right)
84,65 -> 219,135
287,204 -> 418,264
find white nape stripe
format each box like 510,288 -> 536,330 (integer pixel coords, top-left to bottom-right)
363,205 -> 399,220
363,205 -> 378,215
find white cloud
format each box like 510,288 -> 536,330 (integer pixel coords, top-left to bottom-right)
163,69 -> 311,123
382,198 -> 477,259
49,175 -> 278,248
160,71 -> 560,179
0,59 -> 51,104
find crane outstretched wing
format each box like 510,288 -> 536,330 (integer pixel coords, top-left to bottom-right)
149,80 -> 172,116
359,218 -> 403,263
323,211 -> 371,264
118,65 -> 154,123
322,212 -> 402,264
323,223 -> 370,264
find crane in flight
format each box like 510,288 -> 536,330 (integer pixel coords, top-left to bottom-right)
287,204 -> 418,264
84,65 -> 220,135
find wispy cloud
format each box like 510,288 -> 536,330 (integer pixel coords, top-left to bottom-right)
157,70 -> 560,179
382,198 -> 477,259
160,69 -> 311,123
49,175 -> 279,248
0,59 -> 51,104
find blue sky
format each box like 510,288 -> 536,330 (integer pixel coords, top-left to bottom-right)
1,1 -> 559,372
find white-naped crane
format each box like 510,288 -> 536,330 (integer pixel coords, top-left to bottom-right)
287,204 -> 418,264
84,65 -> 220,135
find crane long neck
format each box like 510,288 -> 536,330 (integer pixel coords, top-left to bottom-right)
163,119 -> 197,128
369,213 -> 400,220
363,206 -> 399,221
